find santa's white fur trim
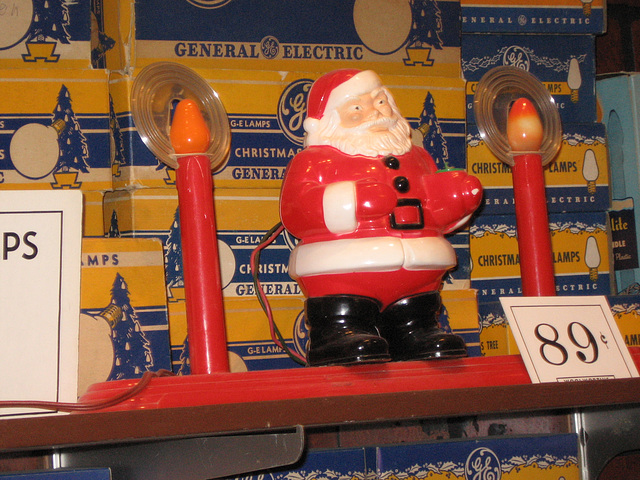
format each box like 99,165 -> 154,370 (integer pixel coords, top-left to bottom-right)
289,236 -> 456,278
322,181 -> 357,234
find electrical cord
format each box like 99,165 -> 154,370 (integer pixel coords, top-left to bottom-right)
0,369 -> 175,412
250,223 -> 307,366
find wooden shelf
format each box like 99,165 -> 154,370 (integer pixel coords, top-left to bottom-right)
2,353 -> 640,454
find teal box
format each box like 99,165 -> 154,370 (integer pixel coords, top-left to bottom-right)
462,34 -> 596,124
597,73 -> 640,293
372,434 -> 579,479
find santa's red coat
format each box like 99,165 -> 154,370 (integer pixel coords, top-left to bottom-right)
279,144 -> 482,306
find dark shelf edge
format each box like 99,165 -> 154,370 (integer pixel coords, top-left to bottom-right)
2,377 -> 640,453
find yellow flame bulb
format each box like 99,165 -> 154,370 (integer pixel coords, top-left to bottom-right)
170,99 -> 211,155
507,97 -> 544,152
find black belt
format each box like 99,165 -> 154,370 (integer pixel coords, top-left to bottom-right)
389,198 -> 424,230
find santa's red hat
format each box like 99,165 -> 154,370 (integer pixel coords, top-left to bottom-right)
304,69 -> 383,133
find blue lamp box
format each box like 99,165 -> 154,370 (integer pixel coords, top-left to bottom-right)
462,34 -> 596,125
229,435 -> 579,480
228,447 -> 371,480
445,229 -> 472,284
469,211 -> 612,302
467,122 -> 611,215
460,0 -> 606,34
101,0 -> 461,78
597,73 -> 640,293
373,434 -> 579,480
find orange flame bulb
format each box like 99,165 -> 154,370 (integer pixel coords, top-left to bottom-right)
507,97 -> 543,152
170,99 -> 211,155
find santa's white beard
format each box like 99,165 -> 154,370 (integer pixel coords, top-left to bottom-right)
307,112 -> 413,157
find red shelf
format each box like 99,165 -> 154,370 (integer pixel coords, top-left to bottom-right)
81,350 -> 640,412
2,352 -> 640,453
81,354 -> 532,411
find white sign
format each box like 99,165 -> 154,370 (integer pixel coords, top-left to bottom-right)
500,296 -> 639,383
0,190 -> 83,417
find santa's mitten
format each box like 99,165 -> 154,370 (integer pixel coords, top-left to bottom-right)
424,170 -> 483,232
354,179 -> 397,219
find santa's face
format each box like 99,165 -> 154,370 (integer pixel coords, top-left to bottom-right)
337,88 -> 393,129
306,87 -> 413,157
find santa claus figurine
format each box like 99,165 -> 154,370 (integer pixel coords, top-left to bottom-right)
280,69 -> 483,366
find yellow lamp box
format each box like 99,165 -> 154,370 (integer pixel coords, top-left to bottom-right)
108,68 -> 466,190
478,301 -> 511,357
467,123 -> 610,215
0,0 -> 93,69
99,0 -> 461,77
0,68 -> 112,192
470,211 -> 612,302
608,295 -> 640,351
78,237 -> 171,395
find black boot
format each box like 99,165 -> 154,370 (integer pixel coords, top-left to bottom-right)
378,292 -> 467,361
305,295 -> 391,366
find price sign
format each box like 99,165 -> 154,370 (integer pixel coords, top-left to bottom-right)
500,296 -> 639,383
0,190 -> 83,417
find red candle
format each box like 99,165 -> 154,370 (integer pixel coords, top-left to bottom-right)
170,99 -> 229,374
507,98 -> 556,297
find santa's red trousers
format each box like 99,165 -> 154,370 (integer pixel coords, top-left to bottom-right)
296,268 -> 445,309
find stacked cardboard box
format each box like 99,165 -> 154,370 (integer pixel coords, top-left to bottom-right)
460,0 -> 612,355
0,68 -> 111,236
222,433 -> 580,480
78,237 -> 171,394
0,0 -> 93,69
0,0 -> 112,238
7,0 -> 619,373
97,0 -> 485,372
596,75 -> 640,350
0,1 -> 173,389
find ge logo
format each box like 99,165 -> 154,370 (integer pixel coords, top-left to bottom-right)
277,79 -> 313,146
502,45 -> 530,71
517,15 -> 527,26
465,447 -> 501,480
261,36 -> 280,59
185,0 -> 233,8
